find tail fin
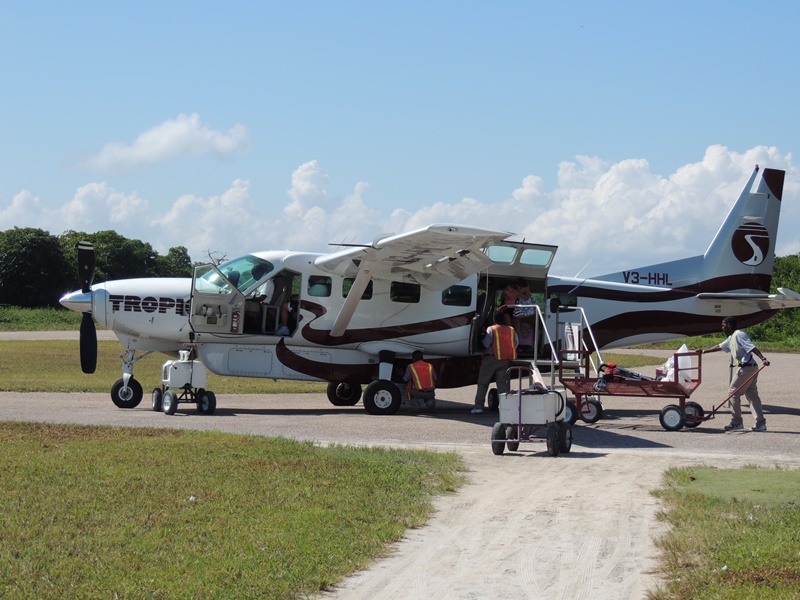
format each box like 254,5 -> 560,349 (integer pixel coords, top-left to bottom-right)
700,166 -> 784,292
596,166 -> 785,293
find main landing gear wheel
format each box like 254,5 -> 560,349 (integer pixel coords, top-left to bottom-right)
683,401 -> 704,428
491,422 -> 506,455
151,388 -> 163,412
111,378 -> 143,409
659,404 -> 686,431
326,383 -> 363,407
363,381 -> 402,415
197,390 -> 217,415
546,424 -> 560,457
580,398 -> 603,424
488,389 -> 499,411
162,390 -> 179,416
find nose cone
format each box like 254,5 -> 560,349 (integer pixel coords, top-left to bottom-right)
60,290 -> 92,314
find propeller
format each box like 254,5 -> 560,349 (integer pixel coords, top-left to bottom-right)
77,240 -> 95,293
76,241 -> 97,374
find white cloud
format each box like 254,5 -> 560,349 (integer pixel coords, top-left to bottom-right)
3,145 -> 798,279
81,113 -> 252,173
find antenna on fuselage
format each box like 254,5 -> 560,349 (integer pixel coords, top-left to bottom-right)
573,259 -> 591,279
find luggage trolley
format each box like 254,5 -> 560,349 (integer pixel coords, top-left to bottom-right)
491,363 -> 573,456
559,350 -> 703,431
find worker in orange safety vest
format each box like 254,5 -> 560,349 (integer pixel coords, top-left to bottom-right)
403,350 -> 437,413
471,309 -> 519,414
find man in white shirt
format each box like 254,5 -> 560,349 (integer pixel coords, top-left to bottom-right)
699,316 -> 770,431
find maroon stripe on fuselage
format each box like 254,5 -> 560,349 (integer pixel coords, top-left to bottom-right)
298,300 -> 475,346
589,309 -> 779,348
548,273 -> 773,301
275,337 -> 483,386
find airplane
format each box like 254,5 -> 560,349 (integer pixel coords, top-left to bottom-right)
60,165 -> 800,417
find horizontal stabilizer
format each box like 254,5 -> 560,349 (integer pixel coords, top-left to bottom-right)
697,288 -> 800,310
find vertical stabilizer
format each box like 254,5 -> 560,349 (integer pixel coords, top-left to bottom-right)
701,166 -> 784,292
593,166 -> 786,292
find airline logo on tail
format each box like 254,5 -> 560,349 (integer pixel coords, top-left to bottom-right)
731,223 -> 769,266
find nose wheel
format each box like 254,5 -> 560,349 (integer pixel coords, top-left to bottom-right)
110,378 -> 144,409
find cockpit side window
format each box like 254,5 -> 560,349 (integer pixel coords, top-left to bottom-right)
213,256 -> 275,294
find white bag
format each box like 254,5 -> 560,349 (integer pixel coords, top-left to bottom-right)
659,343 -> 692,383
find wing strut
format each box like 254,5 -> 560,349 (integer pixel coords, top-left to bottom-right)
330,267 -> 373,337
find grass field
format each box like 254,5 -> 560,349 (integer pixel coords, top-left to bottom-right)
0,422 -> 464,599
648,466 -> 800,599
0,340 -> 327,394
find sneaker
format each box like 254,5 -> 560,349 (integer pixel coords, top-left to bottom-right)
275,325 -> 290,336
751,423 -> 767,432
724,422 -> 744,431
470,408 -> 484,414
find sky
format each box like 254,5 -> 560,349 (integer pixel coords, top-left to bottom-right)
2,1 -> 799,277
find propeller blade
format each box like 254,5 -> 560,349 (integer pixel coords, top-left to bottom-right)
77,240 -> 95,294
80,312 -> 97,374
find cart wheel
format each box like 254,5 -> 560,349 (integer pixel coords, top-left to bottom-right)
580,398 -> 603,424
197,390 -> 217,415
491,422 -> 506,455
558,422 -> 573,453
546,424 -> 560,457
151,388 -> 163,412
162,390 -> 178,416
488,389 -> 499,411
659,404 -> 686,431
505,425 -> 520,452
564,401 -> 579,425
683,401 -> 704,428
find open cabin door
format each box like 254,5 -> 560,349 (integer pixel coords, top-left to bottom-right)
469,240 -> 558,354
190,264 -> 247,335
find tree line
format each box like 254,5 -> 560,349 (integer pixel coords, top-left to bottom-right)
0,227 -> 193,308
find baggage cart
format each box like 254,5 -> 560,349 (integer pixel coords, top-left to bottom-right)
558,350 -> 703,431
491,364 -> 572,456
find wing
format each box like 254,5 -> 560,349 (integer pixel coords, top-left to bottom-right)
316,224 -> 513,289
315,224 -> 513,338
697,287 -> 800,310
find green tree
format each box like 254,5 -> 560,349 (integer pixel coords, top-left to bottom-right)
60,230 -> 171,282
156,246 -> 193,277
0,227 -> 72,307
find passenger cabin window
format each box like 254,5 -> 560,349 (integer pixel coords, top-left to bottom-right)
342,278 -> 373,299
442,284 -> 472,307
485,246 -> 517,264
520,248 -> 554,267
390,281 -> 420,303
308,276 -> 332,297
484,245 -> 555,269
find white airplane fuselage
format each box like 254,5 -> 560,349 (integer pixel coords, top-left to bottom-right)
60,166 -> 798,411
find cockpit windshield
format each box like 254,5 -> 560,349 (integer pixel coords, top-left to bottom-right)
195,256 -> 275,295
